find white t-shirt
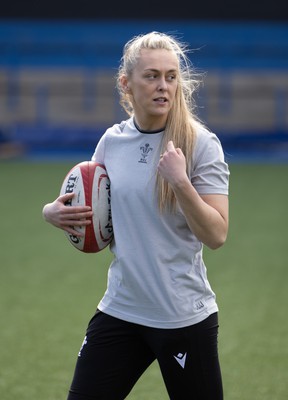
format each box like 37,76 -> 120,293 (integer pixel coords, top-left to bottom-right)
91,117 -> 229,329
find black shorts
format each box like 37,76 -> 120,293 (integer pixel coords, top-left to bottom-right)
67,311 -> 223,400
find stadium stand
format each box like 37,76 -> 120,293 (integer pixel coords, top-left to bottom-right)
0,20 -> 287,161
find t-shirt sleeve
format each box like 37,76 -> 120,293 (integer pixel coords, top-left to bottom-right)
191,129 -> 230,195
91,133 -> 106,164
91,122 -> 125,164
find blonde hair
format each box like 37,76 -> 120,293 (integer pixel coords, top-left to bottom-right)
117,31 -> 203,211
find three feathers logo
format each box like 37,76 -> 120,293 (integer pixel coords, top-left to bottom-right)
139,143 -> 153,163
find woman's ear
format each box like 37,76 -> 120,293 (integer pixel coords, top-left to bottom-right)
120,75 -> 130,93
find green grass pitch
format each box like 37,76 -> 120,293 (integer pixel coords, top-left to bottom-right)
0,161 -> 287,399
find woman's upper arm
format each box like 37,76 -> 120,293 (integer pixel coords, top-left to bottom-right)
200,194 -> 229,228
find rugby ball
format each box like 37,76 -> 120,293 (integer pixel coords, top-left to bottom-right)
60,161 -> 113,253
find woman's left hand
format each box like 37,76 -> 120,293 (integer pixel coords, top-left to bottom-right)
157,140 -> 188,186
157,141 -> 229,250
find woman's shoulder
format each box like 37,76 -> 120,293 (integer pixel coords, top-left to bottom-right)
194,120 -> 223,146
194,122 -> 219,142
104,117 -> 134,137
193,122 -> 226,163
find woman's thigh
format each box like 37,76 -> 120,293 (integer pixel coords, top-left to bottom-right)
67,311 -> 155,400
143,313 -> 223,400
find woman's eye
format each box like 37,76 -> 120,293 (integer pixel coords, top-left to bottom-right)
167,75 -> 176,81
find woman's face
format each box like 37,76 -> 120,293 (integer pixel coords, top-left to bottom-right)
125,48 -> 179,130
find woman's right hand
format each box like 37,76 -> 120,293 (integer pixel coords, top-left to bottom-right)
42,193 -> 93,237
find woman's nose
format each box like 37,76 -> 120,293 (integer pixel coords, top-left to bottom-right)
157,77 -> 167,91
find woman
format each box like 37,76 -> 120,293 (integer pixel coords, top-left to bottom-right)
43,31 -> 229,400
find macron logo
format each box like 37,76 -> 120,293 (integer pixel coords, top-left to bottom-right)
173,352 -> 187,369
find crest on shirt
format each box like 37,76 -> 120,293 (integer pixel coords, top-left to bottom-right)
139,143 -> 153,163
